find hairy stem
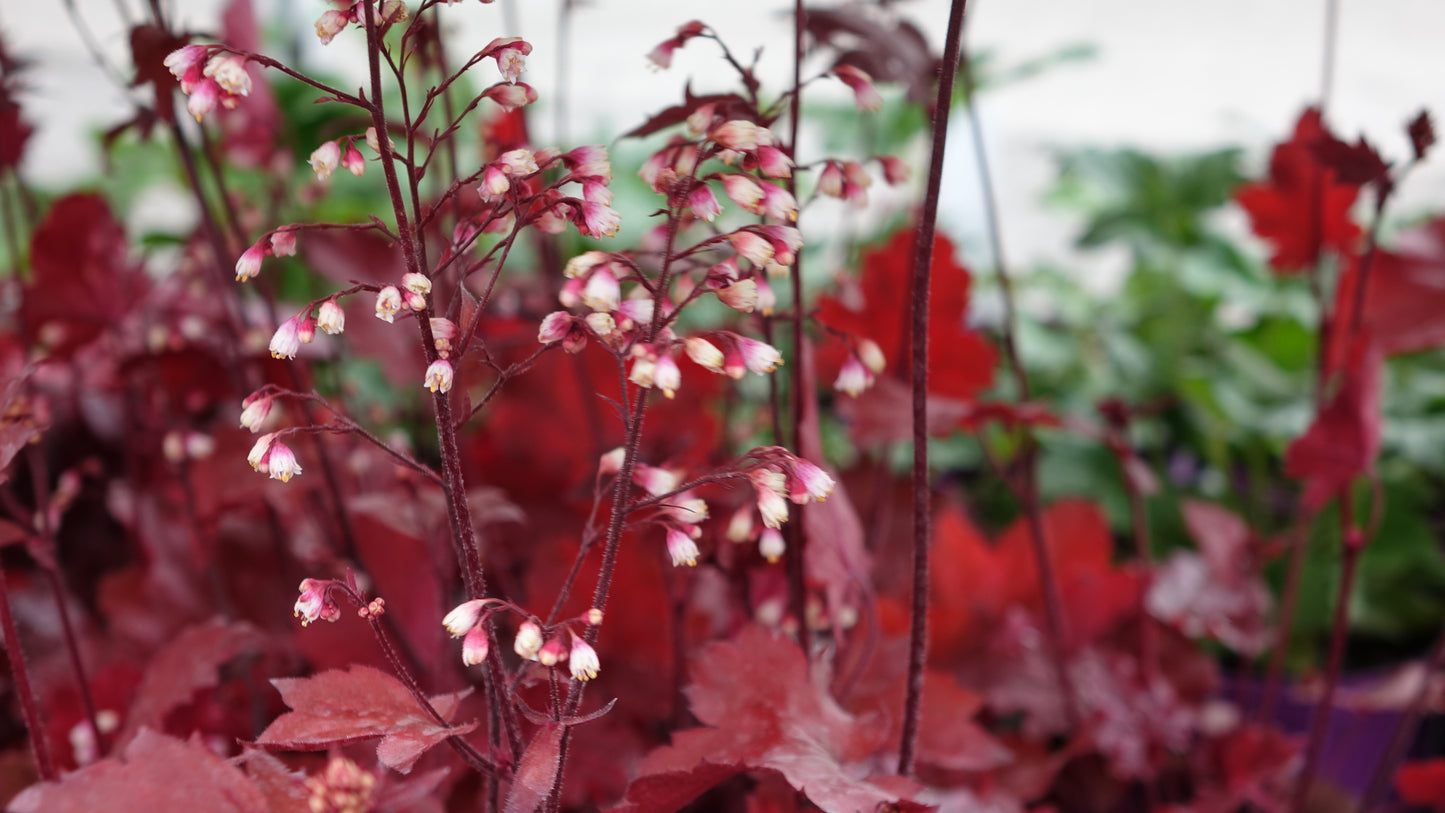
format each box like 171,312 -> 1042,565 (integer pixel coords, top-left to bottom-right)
898,0 -> 971,777
0,561 -> 54,780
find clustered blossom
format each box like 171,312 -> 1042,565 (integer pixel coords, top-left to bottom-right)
742,448 -> 837,530
235,227 -> 300,282
248,433 -> 303,482
685,332 -> 784,380
834,338 -> 886,396
818,160 -> 872,208
294,579 -> 340,625
164,45 -> 253,122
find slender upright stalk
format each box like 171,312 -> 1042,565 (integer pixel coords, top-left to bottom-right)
898,0 -> 970,777
785,0 -> 812,666
0,563 -> 54,781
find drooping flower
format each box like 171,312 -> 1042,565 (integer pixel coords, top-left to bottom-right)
653,354 -> 681,398
646,20 -> 705,70
235,240 -> 265,282
736,336 -> 783,374
720,174 -> 764,214
689,184 -> 722,222
710,120 -> 759,152
580,201 -> 622,238
314,9 -> 350,45
340,141 -> 366,177
760,183 -> 798,222
479,37 -> 533,84
685,337 -> 726,373
759,528 -> 786,562
270,228 -> 298,257
877,155 -> 910,185
788,457 -> 835,503
514,621 -> 544,660
294,578 -> 339,626
537,636 -> 567,666
375,286 -> 403,322
424,359 -> 455,394
666,527 -> 700,567
483,82 -> 538,112
569,635 -> 600,681
443,599 -> 488,636
729,230 -> 774,266
632,463 -> 680,496
582,266 -> 621,312
462,626 -> 489,666
756,484 -> 789,528
269,317 -> 303,359
247,432 -> 277,472
309,140 -> 341,180
265,441 -> 303,482
239,394 -> 273,432
562,145 -> 612,183
832,64 -> 883,112
317,300 -> 346,335
834,354 -> 873,397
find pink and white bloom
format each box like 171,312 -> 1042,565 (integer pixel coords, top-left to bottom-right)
483,82 -> 538,111
562,145 -> 612,182
710,120 -> 759,151
537,637 -> 567,666
788,458 -> 836,503
479,165 -> 510,201
685,337 -> 725,374
582,266 -> 620,312
203,54 -> 252,97
720,174 -> 764,214
614,297 -> 655,331
443,599 -> 488,636
818,161 -> 845,198
653,354 -> 681,398
877,155 -> 910,185
632,463 -> 680,496
294,579 -> 339,626
752,145 -> 794,178
729,230 -> 774,266
858,338 -> 887,374
164,45 -> 208,91
538,311 -> 575,343
737,336 -> 783,375
497,148 -> 539,176
478,37 -> 532,83
666,527 -> 700,567
569,635 -> 600,681
375,286 -> 403,323
248,432 -> 277,472
462,626 -> 489,666
314,9 -> 350,45
834,354 -> 873,397
239,394 -> 272,432
580,202 -> 622,238
759,528 -> 786,562
266,441 -> 303,482
317,300 -> 346,335
756,484 -> 790,529
431,317 -> 457,356
760,183 -> 798,222
235,240 -> 265,282
340,141 -> 366,177
296,317 -> 317,345
647,20 -> 705,69
402,272 -> 432,297
514,621 -> 544,660
424,359 -> 455,394
716,279 -> 758,313
762,226 -> 803,266
309,140 -> 341,180
833,64 -> 883,112
269,317 -> 303,359
688,184 -> 722,222
270,228 -> 298,257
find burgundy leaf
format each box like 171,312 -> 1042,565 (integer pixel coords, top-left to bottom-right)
615,626 -> 915,813
256,665 -> 476,774
623,85 -> 753,140
128,24 -> 187,125
1408,110 -> 1436,162
1284,336 -> 1382,511
1310,132 -> 1391,188
0,369 -> 39,479
9,729 -> 268,813
504,723 -> 564,813
803,8 -> 936,104
1328,216 -> 1445,369
237,748 -> 310,813
116,618 -> 267,748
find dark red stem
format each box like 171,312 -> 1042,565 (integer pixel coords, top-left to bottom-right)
898,0 -> 970,777
0,561 -> 54,780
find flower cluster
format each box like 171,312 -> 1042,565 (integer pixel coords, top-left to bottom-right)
743,447 -> 837,531
248,432 -> 303,482
163,45 -> 252,122
442,600 -> 603,681
293,579 -> 340,626
234,227 -> 298,282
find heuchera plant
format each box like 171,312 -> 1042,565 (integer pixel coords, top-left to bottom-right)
0,0 -> 1443,811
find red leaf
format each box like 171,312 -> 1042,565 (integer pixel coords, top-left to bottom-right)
1310,132 -> 1390,188
1408,110 -> 1436,162
615,626 -> 915,813
1284,336 -> 1382,511
116,618 -> 267,748
1146,502 -> 1271,655
256,665 -> 476,774
1236,107 -> 1360,273
21,194 -> 149,357
8,729 -> 268,812
1329,215 -> 1445,368
236,748 -> 310,813
1397,758 -> 1445,809
816,227 -> 996,403
504,723 -> 564,813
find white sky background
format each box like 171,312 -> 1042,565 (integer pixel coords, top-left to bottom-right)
5,0 -> 1445,274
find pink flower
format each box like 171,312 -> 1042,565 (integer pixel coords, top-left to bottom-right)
654,354 -> 681,398
185,80 -> 220,122
235,240 -> 265,282
569,635 -> 600,681
402,272 -> 432,296
294,579 -> 339,626
483,82 -> 538,111
431,317 -> 457,356
580,202 -> 621,238
247,432 -> 277,472
647,20 -> 705,69
480,165 -> 510,201
462,626 -> 490,666
858,338 -> 886,373
340,142 -> 366,177
751,145 -> 793,178
309,140 -> 341,180
424,359 -> 455,394
204,54 -> 251,97
759,528 -> 786,562
632,463 -> 680,496
818,161 -> 845,198
562,145 -> 612,182
582,266 -> 620,312
755,483 -> 790,529
598,447 -> 625,475
270,228 -> 298,257
164,45 -> 208,91
720,174 -> 764,214
689,184 -> 722,222
375,286 -> 402,322
736,336 -> 783,374
266,441 -> 303,482
755,275 -> 776,316
710,120 -> 759,151
443,599 -> 488,636
759,183 -> 797,222
314,9 -> 350,45
614,297 -> 655,330
317,300 -> 345,335
729,230 -> 774,266
537,636 -> 567,666
686,103 -> 717,137
716,279 -> 758,314
296,317 -> 317,345
269,317 -> 303,359
497,148 -> 538,176
877,155 -> 910,185
685,337 -> 725,374
834,354 -> 873,397
538,311 -> 575,343
788,457 -> 835,504
666,527 -> 700,567
833,64 -> 883,112
514,621 -> 544,660
239,394 -> 272,432
479,37 -> 533,83
762,226 -> 803,266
